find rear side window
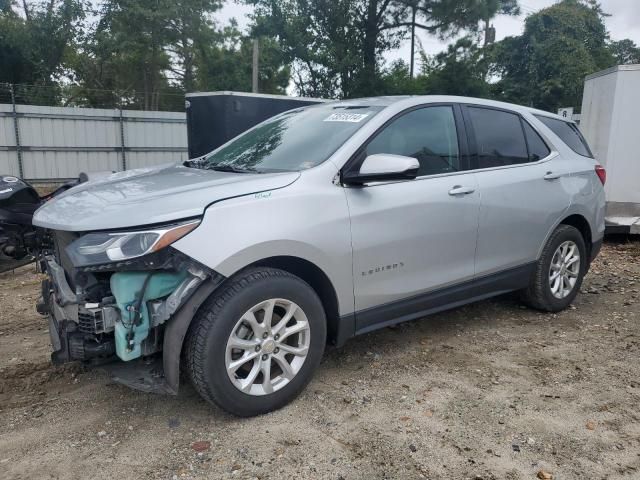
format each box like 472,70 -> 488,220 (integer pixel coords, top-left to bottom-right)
467,107 -> 529,168
535,115 -> 593,157
522,120 -> 551,161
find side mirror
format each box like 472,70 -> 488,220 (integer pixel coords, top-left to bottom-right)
342,154 -> 420,186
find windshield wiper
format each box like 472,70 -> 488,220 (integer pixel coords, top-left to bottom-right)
207,165 -> 257,174
183,159 -> 205,168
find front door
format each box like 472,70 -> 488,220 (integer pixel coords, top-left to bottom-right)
344,105 -> 480,332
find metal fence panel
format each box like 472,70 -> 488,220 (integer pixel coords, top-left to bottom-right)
0,151 -> 20,177
0,103 -> 187,182
0,105 -> 15,145
0,105 -> 17,176
21,150 -> 122,180
124,116 -> 187,148
18,106 -> 120,149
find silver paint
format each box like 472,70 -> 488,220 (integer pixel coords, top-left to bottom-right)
34,96 -> 606,320
358,153 -> 419,175
32,164 -> 300,231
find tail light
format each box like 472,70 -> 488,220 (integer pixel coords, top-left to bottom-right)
595,165 -> 606,185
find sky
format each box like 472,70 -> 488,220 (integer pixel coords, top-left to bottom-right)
217,0 -> 640,67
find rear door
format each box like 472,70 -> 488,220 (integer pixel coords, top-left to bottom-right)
463,105 -> 572,278
345,104 -> 480,331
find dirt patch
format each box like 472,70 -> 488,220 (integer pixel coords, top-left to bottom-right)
0,241 -> 639,479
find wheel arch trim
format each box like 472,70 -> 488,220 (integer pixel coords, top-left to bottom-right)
162,276 -> 225,395
214,239 -> 353,317
248,255 -> 349,346
537,208 -> 596,261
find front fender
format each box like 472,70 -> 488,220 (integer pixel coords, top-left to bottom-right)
216,239 -> 331,279
172,179 -> 354,316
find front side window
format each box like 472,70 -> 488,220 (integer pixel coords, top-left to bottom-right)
194,104 -> 383,173
468,107 -> 529,168
365,106 -> 460,176
535,115 -> 593,158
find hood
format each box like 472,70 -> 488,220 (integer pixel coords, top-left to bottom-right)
33,164 -> 300,231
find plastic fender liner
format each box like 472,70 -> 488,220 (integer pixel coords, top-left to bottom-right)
162,274 -> 225,395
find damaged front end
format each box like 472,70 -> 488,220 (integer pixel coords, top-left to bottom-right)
40,221 -> 224,394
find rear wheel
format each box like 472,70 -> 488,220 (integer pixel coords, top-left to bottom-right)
184,267 -> 326,417
521,224 -> 587,312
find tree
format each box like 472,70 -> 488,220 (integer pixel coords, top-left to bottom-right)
491,0 -> 615,112
249,0 -> 377,98
96,0 -> 176,110
0,2 -> 30,85
411,0 -> 519,38
422,37 -> 491,97
248,0 -> 519,98
164,0 -> 222,92
194,22 -> 290,94
67,0 -> 288,109
608,39 -> 640,65
65,0 -> 178,109
379,59 -> 426,94
0,0 -> 83,104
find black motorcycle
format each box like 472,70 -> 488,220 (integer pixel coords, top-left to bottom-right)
0,174 -> 87,273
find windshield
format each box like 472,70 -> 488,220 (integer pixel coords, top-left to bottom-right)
189,104 -> 383,173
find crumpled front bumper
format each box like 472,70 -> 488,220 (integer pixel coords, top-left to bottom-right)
47,305 -> 63,355
40,256 -> 115,364
40,257 -> 77,364
39,253 -> 225,395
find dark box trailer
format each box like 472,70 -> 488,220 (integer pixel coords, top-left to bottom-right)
185,91 -> 326,159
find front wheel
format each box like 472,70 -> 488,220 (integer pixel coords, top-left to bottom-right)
521,225 -> 587,312
184,267 -> 326,417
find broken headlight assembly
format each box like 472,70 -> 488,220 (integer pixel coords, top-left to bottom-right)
65,220 -> 200,267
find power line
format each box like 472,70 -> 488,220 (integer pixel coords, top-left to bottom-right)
519,2 -> 540,15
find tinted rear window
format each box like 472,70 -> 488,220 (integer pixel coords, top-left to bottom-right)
468,107 -> 529,168
535,115 -> 593,157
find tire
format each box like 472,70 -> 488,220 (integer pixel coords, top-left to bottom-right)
521,224 -> 587,312
184,267 -> 326,417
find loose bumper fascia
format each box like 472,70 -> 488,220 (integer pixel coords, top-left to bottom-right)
45,255 -> 78,306
41,256 -> 84,364
42,254 -> 226,394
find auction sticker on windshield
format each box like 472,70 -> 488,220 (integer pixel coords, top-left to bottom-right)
323,112 -> 370,123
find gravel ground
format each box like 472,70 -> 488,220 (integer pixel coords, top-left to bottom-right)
0,240 -> 639,480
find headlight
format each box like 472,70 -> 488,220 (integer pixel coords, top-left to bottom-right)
66,220 -> 200,267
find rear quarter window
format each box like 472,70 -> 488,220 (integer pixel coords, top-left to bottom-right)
534,115 -> 593,158
522,120 -> 551,161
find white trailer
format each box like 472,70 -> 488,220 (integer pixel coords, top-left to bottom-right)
580,64 -> 640,234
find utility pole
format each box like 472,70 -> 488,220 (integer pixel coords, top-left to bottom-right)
9,84 -> 24,179
483,18 -> 496,46
252,39 -> 259,93
410,5 -> 417,78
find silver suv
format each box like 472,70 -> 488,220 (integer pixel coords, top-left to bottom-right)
33,96 -> 606,416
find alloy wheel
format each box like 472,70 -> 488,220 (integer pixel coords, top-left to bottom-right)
549,240 -> 581,299
225,299 -> 311,396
